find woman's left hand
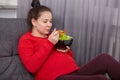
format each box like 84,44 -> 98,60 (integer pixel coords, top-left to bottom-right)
56,46 -> 70,53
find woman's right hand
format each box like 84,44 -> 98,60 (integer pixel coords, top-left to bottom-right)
48,28 -> 59,45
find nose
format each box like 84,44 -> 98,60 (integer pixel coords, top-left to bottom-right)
47,22 -> 52,27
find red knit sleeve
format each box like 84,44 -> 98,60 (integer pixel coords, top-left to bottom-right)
18,38 -> 54,73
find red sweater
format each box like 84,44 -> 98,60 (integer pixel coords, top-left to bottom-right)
18,32 -> 80,80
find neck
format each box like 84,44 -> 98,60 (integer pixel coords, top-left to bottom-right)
31,29 -> 48,38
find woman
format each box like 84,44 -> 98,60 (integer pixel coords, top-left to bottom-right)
18,0 -> 120,80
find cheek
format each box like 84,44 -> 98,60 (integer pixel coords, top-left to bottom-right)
37,23 -> 44,28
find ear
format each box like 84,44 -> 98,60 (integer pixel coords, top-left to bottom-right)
31,18 -> 37,26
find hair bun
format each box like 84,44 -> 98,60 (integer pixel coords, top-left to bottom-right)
31,0 -> 40,8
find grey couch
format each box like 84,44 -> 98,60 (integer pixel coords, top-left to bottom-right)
0,18 -> 34,80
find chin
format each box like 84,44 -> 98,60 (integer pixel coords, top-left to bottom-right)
46,31 -> 50,34
45,32 -> 49,35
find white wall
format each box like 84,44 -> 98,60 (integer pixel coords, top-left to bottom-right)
0,0 -> 17,18
0,0 -> 17,6
0,9 -> 17,18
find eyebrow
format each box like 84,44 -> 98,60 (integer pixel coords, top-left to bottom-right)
43,19 -> 52,21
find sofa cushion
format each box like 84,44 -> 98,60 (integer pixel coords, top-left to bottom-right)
0,18 -> 30,57
0,18 -> 33,80
0,56 -> 34,80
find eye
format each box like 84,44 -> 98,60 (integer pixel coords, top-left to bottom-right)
50,20 -> 52,23
43,21 -> 47,23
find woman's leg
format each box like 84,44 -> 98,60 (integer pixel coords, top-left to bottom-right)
56,74 -> 109,80
77,53 -> 120,80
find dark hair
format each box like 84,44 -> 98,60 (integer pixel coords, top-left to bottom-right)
27,0 -> 52,28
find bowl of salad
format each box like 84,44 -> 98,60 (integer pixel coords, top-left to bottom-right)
55,30 -> 73,50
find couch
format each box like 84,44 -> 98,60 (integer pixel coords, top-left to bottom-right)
0,18 -> 112,80
0,18 -> 34,80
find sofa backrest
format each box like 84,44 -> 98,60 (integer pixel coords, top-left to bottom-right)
0,18 -> 34,80
0,18 -> 30,57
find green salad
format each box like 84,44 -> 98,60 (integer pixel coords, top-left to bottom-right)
59,30 -> 72,40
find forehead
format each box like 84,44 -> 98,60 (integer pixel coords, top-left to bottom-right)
39,11 -> 52,19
